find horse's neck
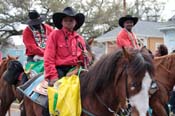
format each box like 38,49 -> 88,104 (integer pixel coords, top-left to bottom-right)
0,79 -> 16,115
155,64 -> 175,92
0,64 -> 7,78
81,80 -> 119,115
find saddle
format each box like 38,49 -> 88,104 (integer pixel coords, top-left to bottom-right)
17,66 -> 82,108
17,73 -> 48,108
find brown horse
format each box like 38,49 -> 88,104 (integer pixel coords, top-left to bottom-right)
4,47 -> 155,116
149,53 -> 175,116
0,55 -> 26,116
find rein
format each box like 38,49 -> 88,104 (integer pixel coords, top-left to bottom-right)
95,94 -> 119,116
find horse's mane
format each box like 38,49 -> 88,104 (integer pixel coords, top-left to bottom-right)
0,59 -> 9,78
80,48 -> 154,97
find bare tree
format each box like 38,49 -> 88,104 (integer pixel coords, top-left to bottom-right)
128,0 -> 165,21
0,0 -> 166,49
0,0 -> 30,49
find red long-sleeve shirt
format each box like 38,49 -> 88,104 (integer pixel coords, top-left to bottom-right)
116,29 -> 139,48
44,28 -> 87,80
23,24 -> 53,56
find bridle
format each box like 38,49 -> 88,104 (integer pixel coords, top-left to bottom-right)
96,64 -> 132,116
3,60 -> 27,100
82,64 -> 132,116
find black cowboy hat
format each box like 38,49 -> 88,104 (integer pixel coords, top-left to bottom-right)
27,10 -> 45,26
119,15 -> 138,28
53,7 -> 85,30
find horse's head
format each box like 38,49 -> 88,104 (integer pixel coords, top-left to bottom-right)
117,47 -> 155,116
0,55 -> 26,114
3,60 -> 27,85
0,55 -> 19,78
2,59 -> 28,101
81,47 -> 155,116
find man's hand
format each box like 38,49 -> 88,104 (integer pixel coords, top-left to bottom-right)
48,78 -> 58,87
82,50 -> 88,57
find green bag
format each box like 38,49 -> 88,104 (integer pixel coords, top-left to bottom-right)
25,60 -> 44,77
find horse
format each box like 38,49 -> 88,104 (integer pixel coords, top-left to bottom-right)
0,38 -> 95,116
149,53 -> 175,116
3,47 -> 155,116
0,55 -> 27,116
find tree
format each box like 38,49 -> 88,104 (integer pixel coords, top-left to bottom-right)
0,0 -> 166,49
127,0 -> 165,21
0,0 -> 30,49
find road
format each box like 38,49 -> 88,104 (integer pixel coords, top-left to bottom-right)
6,103 -> 21,116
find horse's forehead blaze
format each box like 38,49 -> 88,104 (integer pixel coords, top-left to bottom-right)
129,72 -> 152,116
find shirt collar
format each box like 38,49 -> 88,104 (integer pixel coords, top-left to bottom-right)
62,27 -> 77,36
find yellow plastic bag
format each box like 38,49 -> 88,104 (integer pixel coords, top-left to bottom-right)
48,75 -> 82,116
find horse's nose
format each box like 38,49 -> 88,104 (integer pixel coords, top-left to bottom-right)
149,80 -> 158,95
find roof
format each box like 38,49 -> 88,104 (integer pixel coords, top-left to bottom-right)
96,21 -> 164,42
159,21 -> 175,31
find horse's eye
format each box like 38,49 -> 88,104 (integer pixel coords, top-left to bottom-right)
131,82 -> 138,87
130,82 -> 141,90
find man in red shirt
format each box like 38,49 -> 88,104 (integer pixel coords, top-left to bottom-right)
23,10 -> 53,62
116,15 -> 139,49
44,7 -> 88,86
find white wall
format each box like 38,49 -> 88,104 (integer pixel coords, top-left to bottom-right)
163,29 -> 175,53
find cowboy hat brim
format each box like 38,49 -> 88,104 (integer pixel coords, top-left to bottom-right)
119,16 -> 138,28
52,12 -> 85,30
27,17 -> 45,26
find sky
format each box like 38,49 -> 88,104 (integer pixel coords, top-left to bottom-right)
13,0 -> 175,45
161,0 -> 175,20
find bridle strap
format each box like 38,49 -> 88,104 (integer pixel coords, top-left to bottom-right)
82,64 -> 132,116
125,65 -> 132,110
18,72 -> 23,81
82,108 -> 96,116
95,93 -> 118,115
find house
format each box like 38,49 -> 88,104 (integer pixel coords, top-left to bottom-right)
95,21 -> 165,53
159,16 -> 175,53
2,45 -> 27,65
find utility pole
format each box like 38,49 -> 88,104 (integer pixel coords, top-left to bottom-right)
136,0 -> 139,17
123,0 -> 127,16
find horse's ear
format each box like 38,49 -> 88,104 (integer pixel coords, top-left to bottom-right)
87,38 -> 94,46
122,46 -> 131,60
140,46 -> 154,59
140,46 -> 147,52
140,46 -> 150,54
7,54 -> 10,59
